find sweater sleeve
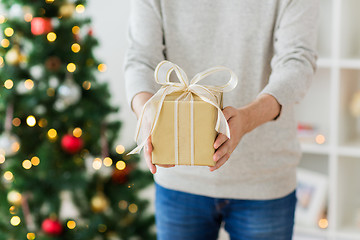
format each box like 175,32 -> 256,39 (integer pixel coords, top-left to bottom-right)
124,0 -> 165,109
259,0 -> 319,108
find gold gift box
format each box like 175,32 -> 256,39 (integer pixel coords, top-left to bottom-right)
151,91 -> 222,166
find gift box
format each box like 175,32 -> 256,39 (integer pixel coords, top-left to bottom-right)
128,61 -> 238,167
150,91 -> 223,166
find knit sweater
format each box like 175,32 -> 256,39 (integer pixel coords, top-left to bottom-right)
124,0 -> 318,199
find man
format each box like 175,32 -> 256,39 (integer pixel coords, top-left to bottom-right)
125,1 -> 318,239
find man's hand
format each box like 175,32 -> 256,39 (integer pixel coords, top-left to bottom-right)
210,106 -> 247,171
132,92 -> 174,174
210,93 -> 281,171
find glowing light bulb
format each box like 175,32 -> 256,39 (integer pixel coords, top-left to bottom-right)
92,158 -> 102,170
116,161 -> 126,170
67,63 -> 76,72
71,43 -> 81,53
98,63 -> 107,72
27,232 -> 36,240
318,218 -> 328,229
10,216 -> 21,226
82,81 -> 91,90
0,154 -> 5,164
4,27 -> 14,37
67,220 -> 76,229
72,26 -> 80,34
22,160 -> 32,169
72,128 -> 82,138
0,15 -> 6,24
26,115 -> 36,127
1,39 -> 10,48
103,157 -> 113,167
24,79 -> 34,90
31,156 -> 40,166
128,203 -> 138,213
24,13 -> 33,22
38,118 -> 48,128
315,134 -> 326,145
47,32 -> 57,42
47,129 -> 57,140
12,118 -> 21,127
116,145 -> 125,154
4,79 -> 14,89
4,171 -> 14,181
75,4 -> 85,13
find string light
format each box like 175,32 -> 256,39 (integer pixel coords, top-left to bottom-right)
103,157 -> 113,167
116,145 -> 125,154
73,127 -> 82,138
24,79 -> 34,90
47,129 -> 58,140
4,171 -> 14,181
9,206 -> 16,214
10,216 -> 21,226
47,32 -> 57,42
82,81 -> 91,90
45,0 -> 55,3
31,156 -> 40,166
4,79 -> 14,89
92,158 -> 102,170
27,233 -> 36,240
12,142 -> 20,153
71,43 -> 81,53
116,161 -> 126,170
38,118 -> 48,128
8,191 -> 22,205
98,63 -> 107,72
318,218 -> 328,229
75,4 -> 85,13
67,63 -> 76,72
22,160 -> 32,169
26,115 -> 36,127
4,27 -> 14,37
67,220 -> 76,229
72,26 -> 80,34
128,203 -> 138,213
12,118 -> 21,127
1,39 -> 10,48
315,134 -> 326,145
24,13 -> 33,22
0,15 -> 5,24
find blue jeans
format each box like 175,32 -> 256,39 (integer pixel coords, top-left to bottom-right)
155,183 -> 296,240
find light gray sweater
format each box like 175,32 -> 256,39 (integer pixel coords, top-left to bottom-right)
124,0 -> 318,199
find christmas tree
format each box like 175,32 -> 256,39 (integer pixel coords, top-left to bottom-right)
0,1 -> 154,239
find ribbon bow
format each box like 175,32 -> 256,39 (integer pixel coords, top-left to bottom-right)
128,61 -> 238,155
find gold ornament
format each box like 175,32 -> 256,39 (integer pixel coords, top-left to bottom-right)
59,3 -> 75,18
91,192 -> 109,213
5,46 -> 21,65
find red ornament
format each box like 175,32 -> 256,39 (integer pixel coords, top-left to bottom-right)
88,29 -> 93,36
61,134 -> 83,154
42,218 -> 63,236
112,166 -> 131,184
31,17 -> 53,35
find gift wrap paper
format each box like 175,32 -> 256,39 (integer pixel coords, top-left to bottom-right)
151,92 -> 221,166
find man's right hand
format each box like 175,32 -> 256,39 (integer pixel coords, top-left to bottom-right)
132,92 -> 174,174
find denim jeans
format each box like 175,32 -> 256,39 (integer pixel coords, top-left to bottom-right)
155,183 -> 296,240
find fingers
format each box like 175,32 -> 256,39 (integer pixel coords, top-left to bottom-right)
144,136 -> 157,174
209,153 -> 230,171
214,133 -> 228,149
222,106 -> 236,121
213,140 -> 231,162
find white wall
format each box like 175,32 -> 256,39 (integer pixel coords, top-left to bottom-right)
87,0 -> 137,148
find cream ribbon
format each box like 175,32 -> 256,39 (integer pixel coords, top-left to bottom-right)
128,61 -> 238,160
